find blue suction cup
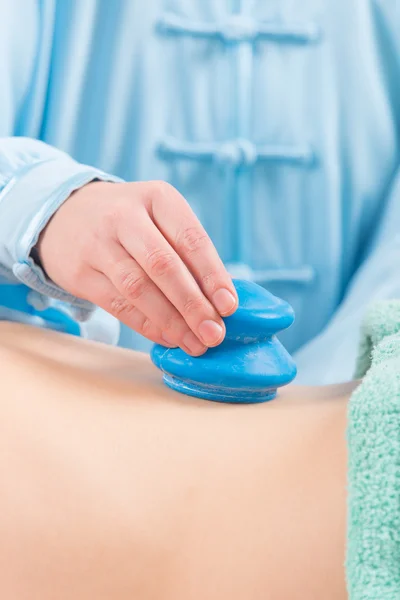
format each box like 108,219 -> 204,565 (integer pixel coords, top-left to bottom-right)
151,279 -> 297,403
0,284 -> 81,335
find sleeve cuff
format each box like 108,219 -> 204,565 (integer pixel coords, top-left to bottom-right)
0,154 -> 122,313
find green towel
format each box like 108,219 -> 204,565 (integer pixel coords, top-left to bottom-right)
354,300 -> 400,378
347,301 -> 400,599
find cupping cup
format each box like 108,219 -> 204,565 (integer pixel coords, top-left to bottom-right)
151,279 -> 297,403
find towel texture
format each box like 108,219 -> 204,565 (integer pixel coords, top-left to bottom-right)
347,301 -> 400,599
354,300 -> 400,378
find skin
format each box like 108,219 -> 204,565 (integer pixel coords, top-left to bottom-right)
0,323 -> 357,600
37,180 -> 238,355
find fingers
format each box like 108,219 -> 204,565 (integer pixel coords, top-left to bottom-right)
79,271 -> 165,345
117,210 -> 227,348
93,243 -> 207,356
150,182 -> 238,316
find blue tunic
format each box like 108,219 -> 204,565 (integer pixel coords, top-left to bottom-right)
0,0 -> 399,383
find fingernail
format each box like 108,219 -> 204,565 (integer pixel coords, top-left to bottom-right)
212,289 -> 237,316
183,331 -> 207,356
198,320 -> 224,347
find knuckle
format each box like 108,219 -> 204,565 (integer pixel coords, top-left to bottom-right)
200,270 -> 218,291
154,180 -> 174,195
119,271 -> 149,301
146,248 -> 176,278
161,315 -> 177,336
140,317 -> 153,337
163,314 -> 182,337
177,226 -> 209,255
149,181 -> 171,204
109,296 -> 136,319
182,295 -> 205,317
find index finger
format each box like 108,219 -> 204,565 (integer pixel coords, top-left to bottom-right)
150,183 -> 238,317
116,209 -> 226,349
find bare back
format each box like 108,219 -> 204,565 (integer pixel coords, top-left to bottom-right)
0,323 -> 354,599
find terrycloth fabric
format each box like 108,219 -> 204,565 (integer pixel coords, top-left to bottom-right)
347,300 -> 400,599
354,300 -> 400,378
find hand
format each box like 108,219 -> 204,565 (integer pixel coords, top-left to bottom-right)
37,181 -> 238,355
